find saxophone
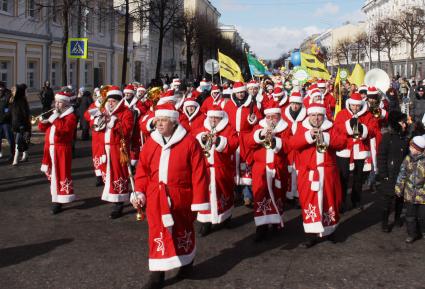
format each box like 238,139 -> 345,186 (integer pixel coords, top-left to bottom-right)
262,122 -> 276,149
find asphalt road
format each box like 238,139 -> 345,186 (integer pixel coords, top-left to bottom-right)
0,130 -> 424,289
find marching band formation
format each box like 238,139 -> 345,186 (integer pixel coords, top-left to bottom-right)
36,71 -> 425,289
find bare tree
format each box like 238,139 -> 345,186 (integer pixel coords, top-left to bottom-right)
395,7 -> 425,77
375,19 -> 401,77
353,32 -> 369,65
181,12 -> 197,79
147,0 -> 183,79
334,38 -> 352,66
370,23 -> 386,69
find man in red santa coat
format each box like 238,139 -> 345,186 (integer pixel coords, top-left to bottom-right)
290,103 -> 347,248
223,81 -> 262,207
246,100 -> 291,241
39,91 -> 77,214
131,103 -> 210,289
282,91 -> 307,202
93,86 -> 134,219
334,92 -> 378,212
84,88 -> 106,187
272,86 -> 289,111
200,85 -> 225,114
317,79 -> 336,118
194,105 -> 239,236
183,97 -> 205,131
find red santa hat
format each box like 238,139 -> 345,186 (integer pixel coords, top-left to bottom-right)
272,87 -> 284,99
247,80 -> 259,89
307,103 -> 326,115
411,136 -> 425,151
200,78 -> 209,87
211,85 -> 220,94
263,99 -> 281,115
106,86 -> 123,101
317,79 -> 326,88
348,92 -> 364,105
310,88 -> 322,99
55,91 -> 73,104
172,78 -> 181,85
123,84 -> 135,95
191,89 -> 201,99
289,91 -> 303,103
183,97 -> 199,110
207,105 -> 225,118
232,82 -> 246,93
358,85 -> 368,93
157,89 -> 177,105
367,86 -> 379,96
275,81 -> 283,89
155,103 -> 179,120
137,85 -> 146,93
308,83 -> 318,92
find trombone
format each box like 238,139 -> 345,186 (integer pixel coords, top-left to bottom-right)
30,108 -> 55,125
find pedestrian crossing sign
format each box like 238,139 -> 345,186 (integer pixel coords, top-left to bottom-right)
67,38 -> 88,59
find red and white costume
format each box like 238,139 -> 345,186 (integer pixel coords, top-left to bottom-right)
303,88 -> 334,121
282,92 -> 307,200
134,104 -> 210,271
223,82 -> 262,186
246,102 -> 290,226
97,87 -> 134,203
84,99 -> 106,178
272,87 -> 289,111
39,92 -> 77,203
195,107 -> 239,224
289,104 -> 347,236
183,97 -> 205,132
200,85 -> 225,114
334,93 -> 378,170
256,83 -> 273,112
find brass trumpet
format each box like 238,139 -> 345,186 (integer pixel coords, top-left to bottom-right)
352,117 -> 361,140
30,108 -> 55,125
262,122 -> 276,149
315,130 -> 328,153
203,127 -> 216,157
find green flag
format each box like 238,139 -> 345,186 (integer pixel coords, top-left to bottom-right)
246,53 -> 268,77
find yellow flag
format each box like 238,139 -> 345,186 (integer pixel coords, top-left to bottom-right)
334,67 -> 342,120
348,63 -> 365,87
300,52 -> 330,80
218,51 -> 244,82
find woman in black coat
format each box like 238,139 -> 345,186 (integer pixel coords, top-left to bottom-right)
377,111 -> 409,232
78,90 -> 93,140
9,84 -> 31,165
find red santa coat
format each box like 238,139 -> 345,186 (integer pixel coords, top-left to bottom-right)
84,100 -> 106,177
334,101 -> 378,170
184,106 -> 206,132
246,118 -> 290,226
303,93 -> 334,120
224,95 -> 262,186
134,125 -> 210,271
39,107 -> 77,203
124,97 -> 147,166
255,91 -> 272,112
365,101 -> 388,172
140,109 -> 191,139
282,106 -> 307,199
194,116 -> 239,224
289,118 -> 347,236
100,100 -> 133,203
200,96 -> 225,114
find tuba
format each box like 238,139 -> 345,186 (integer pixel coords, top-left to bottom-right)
364,68 -> 390,118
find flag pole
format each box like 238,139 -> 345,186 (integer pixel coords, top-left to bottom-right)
218,49 -> 223,86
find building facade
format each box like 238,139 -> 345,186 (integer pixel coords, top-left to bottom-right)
362,0 -> 425,78
0,0 -> 133,101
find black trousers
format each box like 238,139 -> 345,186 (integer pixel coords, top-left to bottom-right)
405,203 -> 425,238
336,157 -> 365,205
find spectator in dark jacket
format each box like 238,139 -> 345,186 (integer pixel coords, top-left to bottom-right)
39,81 -> 54,116
0,81 -> 15,160
9,84 -> 31,165
377,111 -> 409,232
411,86 -> 425,124
386,88 -> 400,112
78,90 -> 93,140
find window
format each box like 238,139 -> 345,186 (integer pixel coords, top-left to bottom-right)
69,62 -> 75,86
52,0 -> 59,24
26,0 -> 39,19
0,0 -> 13,14
98,62 -> 105,86
51,61 -> 61,87
27,60 -> 39,89
84,62 -> 93,87
0,60 -> 12,88
135,61 -> 141,82
98,6 -> 106,34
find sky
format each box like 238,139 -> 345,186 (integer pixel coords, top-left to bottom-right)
211,0 -> 366,60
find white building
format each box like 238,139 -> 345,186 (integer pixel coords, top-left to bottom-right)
219,24 -> 244,51
362,0 -> 425,78
0,0 -> 133,101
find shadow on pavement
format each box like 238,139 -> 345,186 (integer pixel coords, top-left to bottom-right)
0,238 -> 73,268
64,197 -> 107,211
